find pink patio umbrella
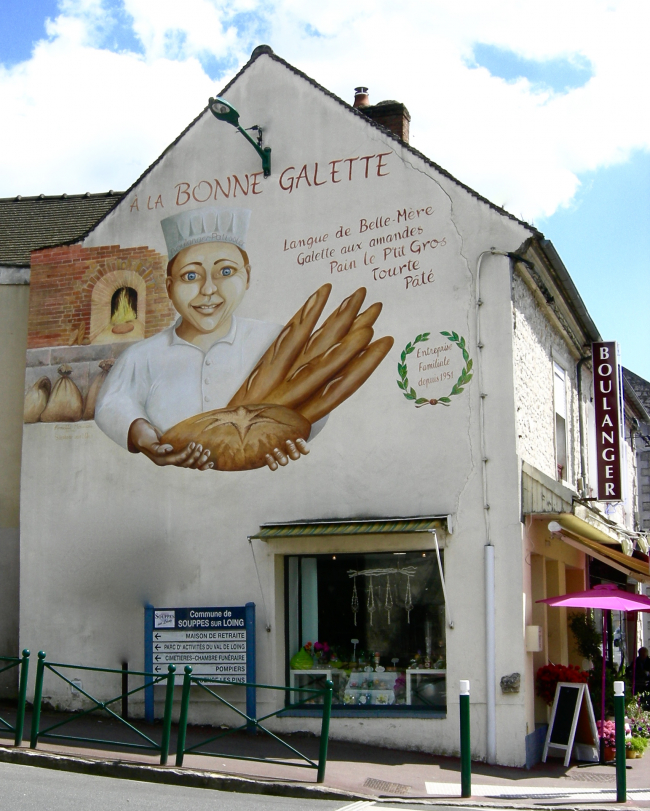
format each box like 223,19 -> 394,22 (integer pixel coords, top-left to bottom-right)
538,583 -> 650,754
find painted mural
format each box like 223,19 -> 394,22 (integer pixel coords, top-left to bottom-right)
23,207 -> 397,471
21,187 -> 474,476
100,206 -> 394,471
22,81 -> 476,484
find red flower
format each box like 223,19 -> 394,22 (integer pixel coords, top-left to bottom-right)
535,663 -> 589,705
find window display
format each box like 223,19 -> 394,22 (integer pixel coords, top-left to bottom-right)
285,550 -> 446,712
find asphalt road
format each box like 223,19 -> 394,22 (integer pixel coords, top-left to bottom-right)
0,762 -> 345,810
0,762 -> 559,811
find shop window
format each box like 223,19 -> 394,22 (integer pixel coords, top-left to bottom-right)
554,363 -> 568,481
285,550 -> 446,712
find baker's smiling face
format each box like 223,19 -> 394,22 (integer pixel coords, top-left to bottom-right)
166,241 -> 250,339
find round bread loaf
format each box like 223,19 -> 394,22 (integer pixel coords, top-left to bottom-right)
160,404 -> 311,471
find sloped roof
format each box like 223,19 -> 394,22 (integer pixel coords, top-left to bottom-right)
0,191 -> 122,267
1,46 -> 540,259
230,48 -> 537,234
624,367 -> 650,422
76,45 -> 539,246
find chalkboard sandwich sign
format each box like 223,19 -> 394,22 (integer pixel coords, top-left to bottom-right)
542,682 -> 599,766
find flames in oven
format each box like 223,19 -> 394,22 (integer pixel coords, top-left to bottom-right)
90,269 -> 146,344
111,287 -> 137,327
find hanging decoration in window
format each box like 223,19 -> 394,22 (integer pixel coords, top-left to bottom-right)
385,575 -> 394,624
348,566 -> 417,624
405,575 -> 414,623
367,575 -> 376,625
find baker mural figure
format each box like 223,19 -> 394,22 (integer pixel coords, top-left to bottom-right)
95,207 -> 394,472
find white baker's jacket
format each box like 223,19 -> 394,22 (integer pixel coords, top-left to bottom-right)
95,316 -> 282,449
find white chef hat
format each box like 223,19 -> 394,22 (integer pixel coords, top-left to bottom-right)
160,208 -> 251,261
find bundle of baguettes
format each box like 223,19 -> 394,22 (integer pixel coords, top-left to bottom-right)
228,285 -> 393,423
162,285 -> 393,470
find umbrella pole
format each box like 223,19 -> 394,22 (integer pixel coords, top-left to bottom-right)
632,612 -> 637,698
601,613 -> 607,763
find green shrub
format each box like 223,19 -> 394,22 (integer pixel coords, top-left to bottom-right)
568,611 -> 602,663
629,736 -> 647,754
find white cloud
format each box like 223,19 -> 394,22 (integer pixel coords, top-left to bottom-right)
123,0 -> 239,61
0,0 -> 648,223
0,6 -> 216,195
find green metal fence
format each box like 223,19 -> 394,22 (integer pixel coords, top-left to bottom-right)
0,650 -> 30,746
175,666 -> 333,782
29,651 -> 176,765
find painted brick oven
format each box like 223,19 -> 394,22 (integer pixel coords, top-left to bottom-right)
27,244 -> 175,350
24,244 -> 178,417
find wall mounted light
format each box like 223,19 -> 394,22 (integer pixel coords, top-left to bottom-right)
208,96 -> 271,177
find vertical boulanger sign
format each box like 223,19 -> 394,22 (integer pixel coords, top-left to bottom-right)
592,342 -> 623,501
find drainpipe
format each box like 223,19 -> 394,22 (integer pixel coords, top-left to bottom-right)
485,544 -> 495,759
576,355 -> 591,497
475,248 -> 509,765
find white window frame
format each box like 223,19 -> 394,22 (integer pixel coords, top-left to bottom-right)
553,362 -> 569,482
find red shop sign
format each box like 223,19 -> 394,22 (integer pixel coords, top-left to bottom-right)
592,341 -> 623,501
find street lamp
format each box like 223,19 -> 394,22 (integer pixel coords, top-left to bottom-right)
208,96 -> 272,178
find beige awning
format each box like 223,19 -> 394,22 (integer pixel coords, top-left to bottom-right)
251,515 -> 450,540
522,462 -> 635,548
546,510 -> 629,546
550,524 -> 650,584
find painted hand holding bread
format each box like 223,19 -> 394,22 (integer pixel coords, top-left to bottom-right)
161,285 -> 393,470
161,404 -> 311,471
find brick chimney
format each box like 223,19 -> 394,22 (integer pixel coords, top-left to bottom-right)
354,88 -> 411,143
353,86 -> 370,108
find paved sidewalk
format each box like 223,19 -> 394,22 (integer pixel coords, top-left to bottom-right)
1,703 -> 649,808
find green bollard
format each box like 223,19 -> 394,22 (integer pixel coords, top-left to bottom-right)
14,649 -> 30,746
460,680 -> 471,798
159,664 -> 176,766
614,680 -> 626,803
175,666 -> 192,767
316,680 -> 333,783
29,652 -> 46,749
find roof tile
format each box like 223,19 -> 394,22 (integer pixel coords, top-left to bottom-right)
0,192 -> 122,267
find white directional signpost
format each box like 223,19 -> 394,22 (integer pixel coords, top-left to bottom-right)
144,603 -> 255,723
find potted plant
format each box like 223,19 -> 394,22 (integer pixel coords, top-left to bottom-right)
627,736 -> 647,759
313,641 -> 330,665
597,719 -> 616,760
627,701 -> 650,738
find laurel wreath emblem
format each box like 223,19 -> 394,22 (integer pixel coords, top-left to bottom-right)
397,331 -> 473,407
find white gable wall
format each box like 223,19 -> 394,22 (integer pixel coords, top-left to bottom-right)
20,52 -> 537,765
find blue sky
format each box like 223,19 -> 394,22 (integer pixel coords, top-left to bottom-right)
0,0 -> 59,65
470,43 -> 594,93
538,152 -> 650,376
1,0 -> 648,379
470,44 -> 650,379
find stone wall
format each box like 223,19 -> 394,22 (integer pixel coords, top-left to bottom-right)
511,270 -> 580,486
638,442 -> 650,531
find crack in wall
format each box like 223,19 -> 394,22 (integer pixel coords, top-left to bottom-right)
365,140 -> 480,526
388,146 -> 472,278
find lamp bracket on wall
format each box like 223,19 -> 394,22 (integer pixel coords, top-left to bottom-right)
208,97 -> 271,177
